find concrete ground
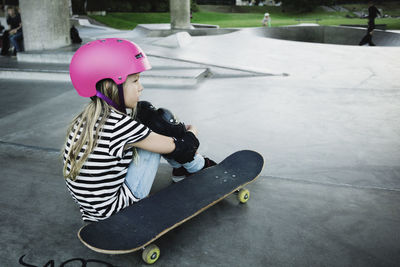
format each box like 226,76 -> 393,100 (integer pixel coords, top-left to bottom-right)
1,20 -> 400,267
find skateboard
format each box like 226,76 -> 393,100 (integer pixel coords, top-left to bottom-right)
78,150 -> 264,264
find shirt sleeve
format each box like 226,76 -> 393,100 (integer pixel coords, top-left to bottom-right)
109,115 -> 151,158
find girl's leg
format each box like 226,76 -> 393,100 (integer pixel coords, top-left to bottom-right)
125,148 -> 161,199
9,32 -> 22,52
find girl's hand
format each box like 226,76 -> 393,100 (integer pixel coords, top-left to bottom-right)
186,125 -> 198,136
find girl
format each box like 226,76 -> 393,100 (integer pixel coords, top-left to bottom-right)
63,38 -> 215,222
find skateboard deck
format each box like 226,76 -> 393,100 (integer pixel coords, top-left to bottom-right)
78,150 -> 264,259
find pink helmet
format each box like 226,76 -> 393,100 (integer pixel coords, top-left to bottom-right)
69,38 -> 151,98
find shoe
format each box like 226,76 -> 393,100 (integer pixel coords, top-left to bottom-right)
171,157 -> 217,183
202,157 -> 217,170
171,166 -> 190,183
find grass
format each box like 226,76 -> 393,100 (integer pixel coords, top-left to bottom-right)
90,4 -> 400,30
343,2 -> 400,17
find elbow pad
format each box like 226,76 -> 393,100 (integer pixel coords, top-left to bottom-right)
136,101 -> 187,138
165,132 -> 199,164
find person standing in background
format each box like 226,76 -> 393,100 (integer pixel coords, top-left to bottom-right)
6,6 -> 23,55
367,1 -> 381,29
262,12 -> 271,27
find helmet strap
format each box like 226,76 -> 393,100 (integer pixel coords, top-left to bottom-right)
94,84 -> 126,113
95,91 -> 124,113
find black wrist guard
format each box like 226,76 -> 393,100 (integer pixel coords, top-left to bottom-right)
165,132 -> 200,164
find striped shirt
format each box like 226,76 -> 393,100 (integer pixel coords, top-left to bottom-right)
63,110 -> 151,222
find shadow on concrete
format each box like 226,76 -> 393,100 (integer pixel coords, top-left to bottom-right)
249,26 -> 400,46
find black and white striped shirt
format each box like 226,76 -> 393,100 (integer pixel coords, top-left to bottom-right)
64,110 -> 151,222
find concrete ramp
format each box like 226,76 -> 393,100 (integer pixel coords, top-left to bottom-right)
152,32 -> 193,48
250,26 -> 400,46
131,24 -> 237,38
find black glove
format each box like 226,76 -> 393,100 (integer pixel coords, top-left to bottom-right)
165,131 -> 199,164
136,101 -> 187,138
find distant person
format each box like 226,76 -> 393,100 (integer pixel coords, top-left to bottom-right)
6,6 -> 23,55
1,22 -> 10,56
359,25 -> 376,46
0,20 -> 4,33
262,13 -> 271,27
70,25 -> 82,44
367,1 -> 381,29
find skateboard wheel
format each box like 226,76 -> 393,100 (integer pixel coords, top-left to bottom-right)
142,244 -> 160,264
238,188 -> 250,204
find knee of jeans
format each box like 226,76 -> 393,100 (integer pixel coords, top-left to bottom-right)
139,149 -> 160,164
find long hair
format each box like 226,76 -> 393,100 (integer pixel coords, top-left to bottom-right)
63,79 -> 134,181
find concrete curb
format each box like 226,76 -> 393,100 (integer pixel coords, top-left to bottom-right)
0,67 -> 211,88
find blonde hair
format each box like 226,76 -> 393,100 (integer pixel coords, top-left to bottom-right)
63,79 -> 136,181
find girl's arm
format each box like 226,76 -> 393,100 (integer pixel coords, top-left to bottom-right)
126,125 -> 198,155
9,23 -> 22,35
130,132 -> 175,154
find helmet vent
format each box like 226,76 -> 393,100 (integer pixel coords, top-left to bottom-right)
117,39 -> 123,43
135,53 -> 144,59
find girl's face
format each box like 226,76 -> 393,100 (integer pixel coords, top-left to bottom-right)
123,73 -> 143,108
7,8 -> 15,17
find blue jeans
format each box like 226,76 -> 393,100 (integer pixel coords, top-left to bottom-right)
125,149 -> 204,199
9,31 -> 23,52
